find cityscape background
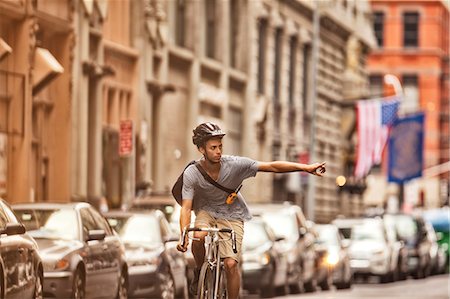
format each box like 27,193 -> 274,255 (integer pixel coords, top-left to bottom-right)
0,0 -> 449,223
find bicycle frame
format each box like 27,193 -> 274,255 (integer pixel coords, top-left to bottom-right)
181,226 -> 237,299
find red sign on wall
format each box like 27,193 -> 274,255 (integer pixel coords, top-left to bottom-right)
119,120 -> 133,157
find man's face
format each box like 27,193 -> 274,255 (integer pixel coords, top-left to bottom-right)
200,137 -> 223,163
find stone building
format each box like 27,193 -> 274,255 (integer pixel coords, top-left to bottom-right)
0,0 -> 375,223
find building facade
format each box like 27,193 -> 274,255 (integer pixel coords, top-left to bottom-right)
0,0 -> 375,223
367,0 -> 449,209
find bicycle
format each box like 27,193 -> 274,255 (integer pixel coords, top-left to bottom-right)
180,226 -> 238,299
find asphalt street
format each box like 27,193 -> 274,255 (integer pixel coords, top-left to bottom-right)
244,274 -> 450,299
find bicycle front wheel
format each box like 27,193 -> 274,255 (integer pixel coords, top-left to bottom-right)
197,263 -> 215,299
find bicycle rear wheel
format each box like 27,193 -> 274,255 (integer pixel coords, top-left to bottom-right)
197,263 -> 214,299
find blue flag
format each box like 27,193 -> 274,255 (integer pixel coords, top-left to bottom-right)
388,113 -> 425,183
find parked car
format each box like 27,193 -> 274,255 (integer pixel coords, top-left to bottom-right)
386,213 -> 432,279
348,218 -> 399,282
0,198 -> 44,299
241,216 -> 288,297
307,221 -> 332,291
315,224 -> 352,289
104,210 -> 188,299
379,214 -> 409,280
331,217 -> 364,247
13,202 -> 128,299
424,221 -> 447,274
250,202 -> 317,293
423,208 -> 450,270
127,196 -> 197,285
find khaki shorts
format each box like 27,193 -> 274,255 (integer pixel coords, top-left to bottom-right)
195,210 -> 244,263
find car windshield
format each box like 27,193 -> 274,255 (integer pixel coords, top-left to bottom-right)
351,224 -> 384,242
243,221 -> 270,250
392,215 -> 417,240
262,212 -> 297,240
108,214 -> 162,245
316,226 -> 339,246
15,209 -> 78,240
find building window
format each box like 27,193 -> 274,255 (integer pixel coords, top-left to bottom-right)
289,36 -> 297,106
403,12 -> 419,48
257,19 -> 268,94
273,28 -> 283,131
288,36 -> 297,132
302,43 -> 312,116
373,11 -> 384,47
227,107 -> 242,155
229,0 -> 239,68
273,28 -> 283,102
175,0 -> 186,47
205,0 -> 217,59
369,74 -> 383,97
402,75 -> 419,114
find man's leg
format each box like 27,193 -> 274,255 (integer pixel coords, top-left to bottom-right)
224,258 -> 240,299
190,211 -> 213,295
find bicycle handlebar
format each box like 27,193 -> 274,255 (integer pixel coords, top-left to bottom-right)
180,226 -> 238,254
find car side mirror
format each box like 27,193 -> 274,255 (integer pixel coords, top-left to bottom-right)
2,223 -> 26,236
299,227 -> 307,238
87,229 -> 106,241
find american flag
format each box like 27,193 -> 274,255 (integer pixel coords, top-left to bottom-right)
354,97 -> 400,179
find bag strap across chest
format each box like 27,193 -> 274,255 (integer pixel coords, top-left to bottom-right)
195,163 -> 235,194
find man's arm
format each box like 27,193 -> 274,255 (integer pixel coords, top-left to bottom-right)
258,161 -> 326,176
177,199 -> 193,252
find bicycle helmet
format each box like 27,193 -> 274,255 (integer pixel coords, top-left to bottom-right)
192,122 -> 226,147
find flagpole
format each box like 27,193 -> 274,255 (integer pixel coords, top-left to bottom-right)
383,74 -> 404,211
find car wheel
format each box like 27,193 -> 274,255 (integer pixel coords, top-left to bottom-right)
288,264 -> 303,294
319,273 -> 332,291
159,267 -> 175,299
34,270 -> 44,299
72,268 -> 85,299
304,278 -> 317,293
116,268 -> 128,299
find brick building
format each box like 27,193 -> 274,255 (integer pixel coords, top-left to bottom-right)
367,0 -> 449,208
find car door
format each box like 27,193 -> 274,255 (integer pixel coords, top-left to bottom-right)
159,215 -> 185,286
0,202 -> 33,299
80,207 -> 108,298
89,207 -> 121,298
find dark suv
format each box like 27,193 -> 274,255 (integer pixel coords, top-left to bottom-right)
385,213 -> 432,279
250,202 -> 318,293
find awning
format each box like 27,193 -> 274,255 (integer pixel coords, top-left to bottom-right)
32,47 -> 64,95
0,38 -> 12,61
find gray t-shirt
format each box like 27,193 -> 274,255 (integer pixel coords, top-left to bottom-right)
182,155 -> 258,221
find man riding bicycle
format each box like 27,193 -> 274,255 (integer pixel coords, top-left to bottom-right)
177,122 -> 326,299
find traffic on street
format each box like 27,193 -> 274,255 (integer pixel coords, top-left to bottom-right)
0,196 -> 448,299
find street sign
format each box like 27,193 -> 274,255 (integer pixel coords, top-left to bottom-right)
119,120 -> 133,157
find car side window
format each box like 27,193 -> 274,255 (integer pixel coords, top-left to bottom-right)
89,207 -> 112,235
0,201 -> 19,224
80,208 -> 98,240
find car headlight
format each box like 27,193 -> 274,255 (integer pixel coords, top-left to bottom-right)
260,253 -> 271,265
325,252 -> 339,266
243,252 -> 271,266
44,258 -> 70,271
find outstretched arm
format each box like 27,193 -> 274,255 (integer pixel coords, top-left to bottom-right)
258,161 -> 326,176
